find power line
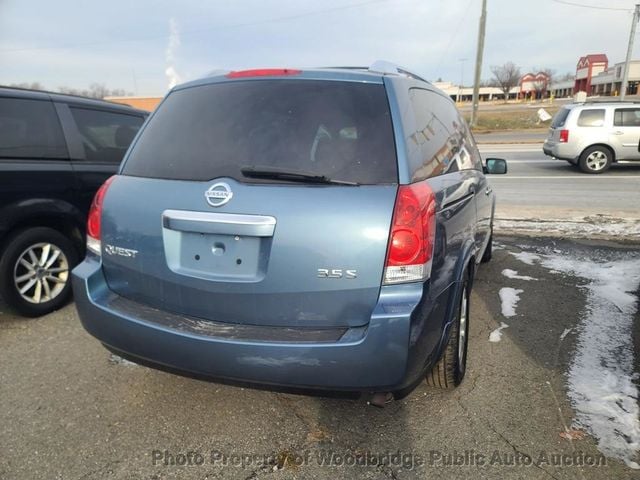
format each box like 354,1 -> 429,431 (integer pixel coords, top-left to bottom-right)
434,0 -> 475,75
0,0 -> 391,54
550,0 -> 634,12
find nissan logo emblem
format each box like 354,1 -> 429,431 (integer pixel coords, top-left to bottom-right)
205,182 -> 233,207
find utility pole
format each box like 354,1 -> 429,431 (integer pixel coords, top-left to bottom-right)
620,4 -> 640,101
470,0 -> 487,127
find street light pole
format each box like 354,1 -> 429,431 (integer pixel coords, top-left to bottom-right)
470,0 -> 487,127
620,4 -> 640,101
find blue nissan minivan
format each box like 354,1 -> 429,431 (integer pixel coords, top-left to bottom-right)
72,62 -> 507,401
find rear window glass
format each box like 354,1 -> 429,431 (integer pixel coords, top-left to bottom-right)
551,108 -> 570,128
577,109 -> 605,127
0,97 -> 68,159
70,107 -> 145,163
122,80 -> 397,184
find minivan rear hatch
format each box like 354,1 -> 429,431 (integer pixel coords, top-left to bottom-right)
101,77 -> 399,329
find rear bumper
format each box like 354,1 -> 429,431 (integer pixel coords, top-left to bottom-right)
72,257 -> 444,392
542,140 -> 578,162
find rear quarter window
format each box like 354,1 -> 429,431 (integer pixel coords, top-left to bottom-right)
70,107 -> 145,163
407,88 -> 475,181
577,109 -> 605,127
123,80 -> 398,184
0,97 -> 68,159
551,107 -> 571,128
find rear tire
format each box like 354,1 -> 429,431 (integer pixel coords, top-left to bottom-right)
579,146 -> 612,174
425,271 -> 470,389
0,227 -> 79,317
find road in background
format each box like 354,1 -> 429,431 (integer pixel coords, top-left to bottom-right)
474,130 -> 546,144
479,143 -> 640,220
458,99 -> 571,113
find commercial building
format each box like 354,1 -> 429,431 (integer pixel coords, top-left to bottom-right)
550,53 -> 640,98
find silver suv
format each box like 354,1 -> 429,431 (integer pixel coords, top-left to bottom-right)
543,102 -> 640,173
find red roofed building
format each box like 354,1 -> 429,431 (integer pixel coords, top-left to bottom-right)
574,54 -> 608,93
519,72 -> 551,99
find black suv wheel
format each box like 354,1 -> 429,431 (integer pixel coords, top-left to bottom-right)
0,227 -> 79,317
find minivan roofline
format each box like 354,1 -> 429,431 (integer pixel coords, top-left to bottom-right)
173,66 -> 433,93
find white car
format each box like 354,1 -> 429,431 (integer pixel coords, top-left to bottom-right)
543,102 -> 640,173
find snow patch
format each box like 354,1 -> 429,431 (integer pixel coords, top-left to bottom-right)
109,353 -> 138,367
539,253 -> 640,469
489,322 -> 509,342
495,216 -> 640,240
560,328 -> 572,341
499,287 -> 524,317
502,268 -> 537,281
509,251 -> 541,265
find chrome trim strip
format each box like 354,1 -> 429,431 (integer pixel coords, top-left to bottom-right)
162,210 -> 276,237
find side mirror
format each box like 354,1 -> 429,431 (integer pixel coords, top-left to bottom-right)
484,158 -> 508,174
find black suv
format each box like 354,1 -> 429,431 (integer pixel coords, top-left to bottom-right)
0,87 -> 147,316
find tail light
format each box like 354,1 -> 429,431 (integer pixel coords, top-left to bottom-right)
384,181 -> 437,284
226,68 -> 301,78
559,129 -> 569,143
86,175 -> 115,255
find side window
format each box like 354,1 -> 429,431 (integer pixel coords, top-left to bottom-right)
69,107 -> 144,163
614,108 -> 640,127
407,89 -> 462,181
0,97 -> 68,159
577,109 -> 605,127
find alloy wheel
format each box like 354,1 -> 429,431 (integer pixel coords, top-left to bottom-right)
13,242 -> 69,304
585,150 -> 608,171
458,286 -> 468,369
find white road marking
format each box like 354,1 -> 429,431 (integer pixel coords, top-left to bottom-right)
500,160 -> 560,164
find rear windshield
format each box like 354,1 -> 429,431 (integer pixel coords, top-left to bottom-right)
551,107 -> 570,128
122,80 -> 398,184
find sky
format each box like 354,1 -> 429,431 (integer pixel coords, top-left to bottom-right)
0,0 -> 637,96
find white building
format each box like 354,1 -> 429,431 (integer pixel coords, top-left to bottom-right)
432,81 -> 519,101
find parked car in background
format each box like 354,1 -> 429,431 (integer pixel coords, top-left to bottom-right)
0,87 -> 148,316
543,101 -> 640,173
72,63 -> 507,400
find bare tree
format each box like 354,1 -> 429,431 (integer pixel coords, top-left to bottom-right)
7,81 -> 133,98
480,78 -> 498,88
8,82 -> 44,91
558,71 -> 574,82
490,62 -> 521,102
57,84 -> 133,99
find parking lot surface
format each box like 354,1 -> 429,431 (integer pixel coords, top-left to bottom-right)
2,236 -> 639,479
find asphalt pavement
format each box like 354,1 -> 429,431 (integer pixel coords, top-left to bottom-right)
2,237 -> 639,480
479,143 -> 640,222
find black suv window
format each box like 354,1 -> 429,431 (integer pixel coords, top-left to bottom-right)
614,108 -> 640,127
123,80 -> 398,184
577,109 -> 605,127
70,107 -> 144,163
0,97 -> 68,159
